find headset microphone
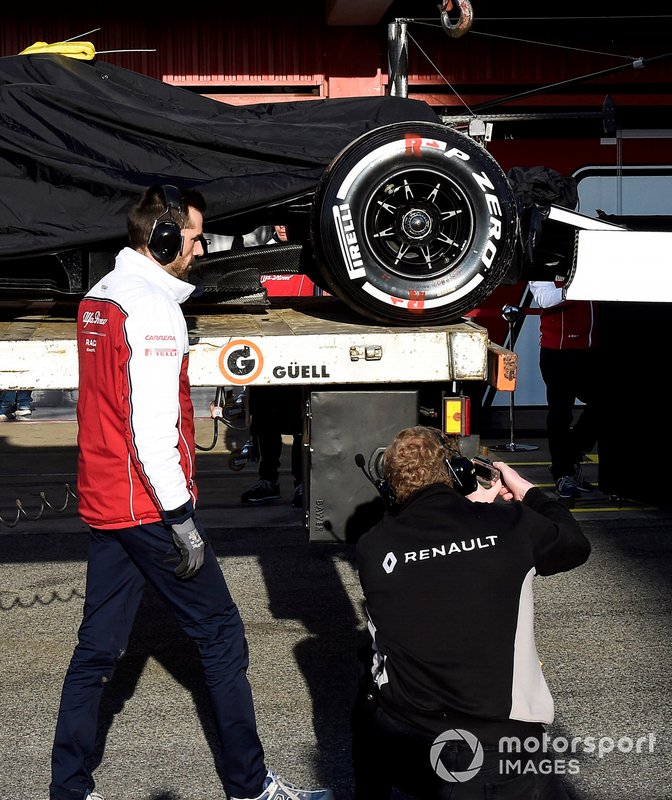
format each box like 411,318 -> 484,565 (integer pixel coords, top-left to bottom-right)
355,453 -> 396,511
355,432 -> 483,510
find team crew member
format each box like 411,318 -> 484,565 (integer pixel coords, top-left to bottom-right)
353,426 -> 591,799
50,185 -> 332,800
529,280 -> 599,499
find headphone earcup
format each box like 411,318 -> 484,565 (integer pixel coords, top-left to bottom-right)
148,220 -> 183,265
448,456 -> 478,496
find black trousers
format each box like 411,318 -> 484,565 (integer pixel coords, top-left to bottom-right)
539,347 -> 599,481
352,691 -> 572,800
249,386 -> 303,484
50,523 -> 266,800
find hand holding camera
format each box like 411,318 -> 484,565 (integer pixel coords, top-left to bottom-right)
492,461 -> 535,502
466,457 -> 535,503
472,456 -> 501,485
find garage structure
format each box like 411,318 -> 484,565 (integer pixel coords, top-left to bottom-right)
2,4 -> 671,115
3,4 -> 672,510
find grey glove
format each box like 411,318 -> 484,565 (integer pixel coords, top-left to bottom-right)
171,518 -> 206,579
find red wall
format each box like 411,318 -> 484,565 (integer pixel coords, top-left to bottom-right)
3,10 -> 672,109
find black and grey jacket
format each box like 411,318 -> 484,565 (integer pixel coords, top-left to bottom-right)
356,484 -> 590,733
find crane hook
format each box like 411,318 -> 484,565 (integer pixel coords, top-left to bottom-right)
438,0 -> 473,38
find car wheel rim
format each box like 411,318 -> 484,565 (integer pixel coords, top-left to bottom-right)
362,167 -> 474,282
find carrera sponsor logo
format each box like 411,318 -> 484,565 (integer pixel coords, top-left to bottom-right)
333,203 -> 366,280
145,334 -> 176,340
382,536 -> 498,573
144,348 -> 178,357
82,310 -> 108,327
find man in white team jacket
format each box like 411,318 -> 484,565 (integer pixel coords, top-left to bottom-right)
50,185 -> 332,800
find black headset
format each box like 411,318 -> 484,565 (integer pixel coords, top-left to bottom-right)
147,185 -> 185,265
431,428 -> 479,498
355,427 -> 478,512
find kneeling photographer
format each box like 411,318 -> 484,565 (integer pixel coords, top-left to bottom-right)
353,426 -> 591,800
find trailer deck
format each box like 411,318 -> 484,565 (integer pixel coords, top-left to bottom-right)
0,297 -> 515,391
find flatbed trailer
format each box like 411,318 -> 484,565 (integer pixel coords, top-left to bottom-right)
0,297 -> 516,541
0,297 -> 514,392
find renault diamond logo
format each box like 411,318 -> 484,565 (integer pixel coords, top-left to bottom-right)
382,552 -> 397,574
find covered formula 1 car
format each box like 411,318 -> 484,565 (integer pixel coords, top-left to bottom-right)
0,52 -> 523,325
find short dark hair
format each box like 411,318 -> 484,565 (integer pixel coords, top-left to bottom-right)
383,426 -> 461,504
127,184 -> 206,251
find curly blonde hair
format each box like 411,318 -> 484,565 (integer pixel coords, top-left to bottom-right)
383,426 -> 461,505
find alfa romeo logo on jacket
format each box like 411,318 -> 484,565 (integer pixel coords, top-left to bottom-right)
430,728 -> 484,783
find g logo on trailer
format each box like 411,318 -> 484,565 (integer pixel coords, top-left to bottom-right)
218,339 -> 264,385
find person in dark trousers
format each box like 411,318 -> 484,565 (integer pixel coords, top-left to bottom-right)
241,225 -> 304,508
529,281 -> 599,499
49,184 -> 332,800
241,385 -> 304,506
353,425 -> 591,800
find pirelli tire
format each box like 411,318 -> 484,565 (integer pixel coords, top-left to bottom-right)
310,121 -> 518,325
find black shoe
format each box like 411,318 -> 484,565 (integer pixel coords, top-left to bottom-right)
555,475 -> 582,499
572,464 -> 594,492
241,479 -> 280,504
291,483 -> 304,508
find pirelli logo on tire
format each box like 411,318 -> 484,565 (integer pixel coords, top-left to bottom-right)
332,203 -> 366,279
315,120 -> 517,325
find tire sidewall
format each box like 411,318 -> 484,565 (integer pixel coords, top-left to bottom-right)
312,122 -> 517,324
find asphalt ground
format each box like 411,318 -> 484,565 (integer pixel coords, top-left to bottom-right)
1,391 -> 671,800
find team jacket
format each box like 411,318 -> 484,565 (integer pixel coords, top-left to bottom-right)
76,247 -> 197,529
529,280 -> 597,350
356,485 -> 590,733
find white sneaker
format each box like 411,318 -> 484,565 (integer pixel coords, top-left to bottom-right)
232,769 -> 334,800
85,791 -> 105,800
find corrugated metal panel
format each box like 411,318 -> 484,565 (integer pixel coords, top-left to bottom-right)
3,12 -> 672,106
402,19 -> 672,93
2,11 -> 325,90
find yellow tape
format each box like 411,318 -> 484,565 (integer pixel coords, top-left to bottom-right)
19,41 -> 96,61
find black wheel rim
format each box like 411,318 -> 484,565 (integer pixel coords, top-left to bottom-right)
362,167 -> 475,281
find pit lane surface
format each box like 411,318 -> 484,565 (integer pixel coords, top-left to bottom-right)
1,395 -> 670,800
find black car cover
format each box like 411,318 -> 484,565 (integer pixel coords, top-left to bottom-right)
0,53 -> 439,257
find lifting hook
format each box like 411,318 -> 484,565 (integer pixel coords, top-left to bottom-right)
438,0 -> 473,38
